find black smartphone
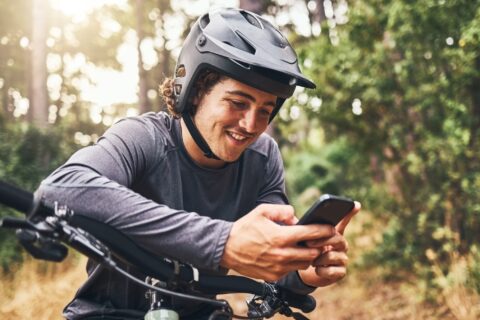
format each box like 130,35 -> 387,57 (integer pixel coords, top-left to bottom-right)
297,194 -> 355,226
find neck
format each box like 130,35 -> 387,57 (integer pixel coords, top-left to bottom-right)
180,118 -> 226,169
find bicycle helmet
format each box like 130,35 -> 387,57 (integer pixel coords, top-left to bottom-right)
173,7 -> 316,159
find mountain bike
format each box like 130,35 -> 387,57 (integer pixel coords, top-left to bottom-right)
0,180 -> 316,320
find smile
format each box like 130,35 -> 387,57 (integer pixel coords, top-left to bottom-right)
226,131 -> 249,142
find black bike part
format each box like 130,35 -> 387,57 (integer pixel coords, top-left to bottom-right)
68,214 -> 186,281
0,180 -> 33,214
0,216 -> 36,230
70,214 -> 316,313
198,275 -> 264,295
16,229 -> 68,262
280,289 -> 316,313
113,264 -> 229,308
0,180 -> 317,315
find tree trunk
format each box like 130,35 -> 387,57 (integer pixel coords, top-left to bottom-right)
306,0 -> 327,36
136,0 -> 149,114
312,0 -> 327,23
30,0 -> 48,128
158,0 -> 170,78
239,0 -> 265,14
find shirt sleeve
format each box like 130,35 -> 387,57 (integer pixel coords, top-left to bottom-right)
37,114 -> 232,270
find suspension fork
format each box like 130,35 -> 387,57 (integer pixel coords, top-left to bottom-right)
144,277 -> 179,320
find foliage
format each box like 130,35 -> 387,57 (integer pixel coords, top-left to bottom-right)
281,0 -> 480,296
0,0 -> 478,307
0,116 -> 77,270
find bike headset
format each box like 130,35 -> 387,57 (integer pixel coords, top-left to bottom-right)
173,7 -> 316,160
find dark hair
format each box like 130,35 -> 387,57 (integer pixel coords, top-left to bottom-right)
160,67 -> 225,118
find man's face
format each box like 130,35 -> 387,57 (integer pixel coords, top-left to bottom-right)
193,78 -> 277,162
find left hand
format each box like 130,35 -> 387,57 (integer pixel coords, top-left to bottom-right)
298,201 -> 361,287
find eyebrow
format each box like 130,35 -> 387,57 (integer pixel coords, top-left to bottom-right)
225,90 -> 276,108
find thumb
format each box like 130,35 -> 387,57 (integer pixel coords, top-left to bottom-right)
336,201 -> 361,235
257,204 -> 297,226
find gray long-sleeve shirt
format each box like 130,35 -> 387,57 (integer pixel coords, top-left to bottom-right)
38,112 -> 313,319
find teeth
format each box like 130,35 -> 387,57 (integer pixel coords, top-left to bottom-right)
228,132 -> 247,141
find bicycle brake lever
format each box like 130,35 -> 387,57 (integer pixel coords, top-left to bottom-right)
16,229 -> 68,262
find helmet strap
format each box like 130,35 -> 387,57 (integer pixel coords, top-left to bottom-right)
182,112 -> 220,160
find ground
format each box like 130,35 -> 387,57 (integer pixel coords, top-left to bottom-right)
2,255 -> 477,320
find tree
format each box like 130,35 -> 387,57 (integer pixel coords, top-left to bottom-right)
239,0 -> 266,14
288,0 -> 480,294
136,0 -> 149,113
30,0 -> 49,128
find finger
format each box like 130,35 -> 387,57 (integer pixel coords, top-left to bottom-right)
258,204 -> 297,225
269,246 -> 322,264
336,201 -> 361,235
305,233 -> 348,252
281,260 -> 315,272
314,265 -> 347,281
313,251 -> 349,267
279,224 -> 336,245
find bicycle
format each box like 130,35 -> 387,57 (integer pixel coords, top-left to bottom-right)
0,180 -> 316,320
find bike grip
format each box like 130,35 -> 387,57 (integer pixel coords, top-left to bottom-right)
0,180 -> 33,214
1,217 -> 36,230
283,291 -> 316,313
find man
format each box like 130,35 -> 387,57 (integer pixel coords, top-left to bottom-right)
38,8 -> 360,319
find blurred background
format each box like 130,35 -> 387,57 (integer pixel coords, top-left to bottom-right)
0,0 -> 479,319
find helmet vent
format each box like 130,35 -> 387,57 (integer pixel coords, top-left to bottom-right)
175,65 -> 186,77
240,11 -> 263,29
233,31 -> 256,54
174,84 -> 182,95
230,59 -> 251,70
199,14 -> 210,29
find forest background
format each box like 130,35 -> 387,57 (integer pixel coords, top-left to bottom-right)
0,0 -> 479,319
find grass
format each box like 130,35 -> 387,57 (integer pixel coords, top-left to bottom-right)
0,255 -> 87,320
1,254 -> 478,320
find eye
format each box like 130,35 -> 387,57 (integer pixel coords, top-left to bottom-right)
261,109 -> 271,116
259,107 -> 273,118
229,99 -> 248,109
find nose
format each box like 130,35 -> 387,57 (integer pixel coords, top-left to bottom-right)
239,108 -> 258,134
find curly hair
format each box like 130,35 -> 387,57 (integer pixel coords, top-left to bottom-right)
160,67 -> 225,118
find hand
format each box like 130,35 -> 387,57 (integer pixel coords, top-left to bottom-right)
220,204 -> 336,282
298,201 -> 361,287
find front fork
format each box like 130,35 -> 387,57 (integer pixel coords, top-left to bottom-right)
143,277 -> 234,320
144,278 -> 179,320
144,308 -> 179,320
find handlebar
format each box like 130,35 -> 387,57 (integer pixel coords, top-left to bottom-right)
0,180 -> 33,213
0,180 -> 316,315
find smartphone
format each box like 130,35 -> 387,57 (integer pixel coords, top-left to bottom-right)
297,194 -> 355,226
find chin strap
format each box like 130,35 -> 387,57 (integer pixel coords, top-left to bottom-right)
182,112 -> 220,160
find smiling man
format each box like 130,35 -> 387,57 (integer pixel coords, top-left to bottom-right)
180,78 -> 276,166
38,8 -> 360,320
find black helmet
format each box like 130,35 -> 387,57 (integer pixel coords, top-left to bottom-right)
173,8 -> 316,159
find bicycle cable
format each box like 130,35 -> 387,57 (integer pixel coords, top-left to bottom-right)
113,264 -> 264,319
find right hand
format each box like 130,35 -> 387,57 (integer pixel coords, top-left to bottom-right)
219,203 -> 336,282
